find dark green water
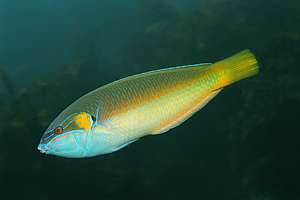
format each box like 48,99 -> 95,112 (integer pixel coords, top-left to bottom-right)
0,0 -> 299,199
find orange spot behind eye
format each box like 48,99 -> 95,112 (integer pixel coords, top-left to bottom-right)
74,112 -> 92,131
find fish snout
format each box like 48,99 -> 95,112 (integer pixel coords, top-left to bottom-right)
38,143 -> 49,154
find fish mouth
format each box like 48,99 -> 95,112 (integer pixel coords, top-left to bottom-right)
38,144 -> 49,154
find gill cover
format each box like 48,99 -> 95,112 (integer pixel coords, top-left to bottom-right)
61,111 -> 94,150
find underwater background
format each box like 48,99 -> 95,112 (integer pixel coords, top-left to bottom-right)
0,0 -> 299,199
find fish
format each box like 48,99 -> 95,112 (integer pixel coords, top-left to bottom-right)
38,49 -> 259,158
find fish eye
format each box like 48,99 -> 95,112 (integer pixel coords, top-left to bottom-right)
54,126 -> 63,134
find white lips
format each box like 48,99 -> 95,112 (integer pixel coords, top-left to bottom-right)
38,144 -> 48,154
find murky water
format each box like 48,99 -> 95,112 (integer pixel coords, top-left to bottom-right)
0,0 -> 299,199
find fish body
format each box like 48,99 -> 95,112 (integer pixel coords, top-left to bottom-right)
38,50 -> 258,158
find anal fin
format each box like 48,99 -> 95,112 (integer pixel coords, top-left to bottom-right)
151,89 -> 222,135
112,139 -> 138,152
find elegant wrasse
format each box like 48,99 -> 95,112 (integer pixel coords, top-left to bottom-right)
38,50 -> 259,158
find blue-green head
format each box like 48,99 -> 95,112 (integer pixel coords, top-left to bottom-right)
38,112 -> 95,158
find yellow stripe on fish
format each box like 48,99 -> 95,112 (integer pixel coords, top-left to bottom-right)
94,50 -> 258,138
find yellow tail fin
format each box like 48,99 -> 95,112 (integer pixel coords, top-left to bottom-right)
211,49 -> 259,89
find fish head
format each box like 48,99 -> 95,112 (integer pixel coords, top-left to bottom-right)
38,111 -> 95,158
